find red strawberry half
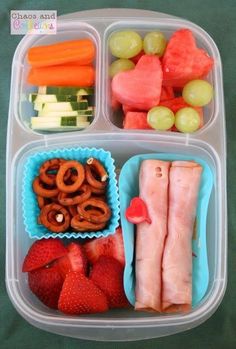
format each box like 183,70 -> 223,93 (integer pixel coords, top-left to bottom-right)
58,271 -> 108,315
56,242 -> 87,279
28,263 -> 64,309
90,256 -> 129,309
162,29 -> 213,87
22,238 -> 67,272
84,227 -> 125,266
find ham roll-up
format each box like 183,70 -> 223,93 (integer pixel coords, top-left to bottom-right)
162,161 -> 202,312
135,159 -> 171,312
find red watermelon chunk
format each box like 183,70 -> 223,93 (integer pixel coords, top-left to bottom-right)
162,29 -> 213,87
130,50 -> 145,64
122,104 -> 139,114
160,97 -> 188,113
192,48 -> 214,78
123,111 -> 152,129
160,97 -> 204,130
160,86 -> 175,101
112,55 -> 163,111
111,91 -> 121,111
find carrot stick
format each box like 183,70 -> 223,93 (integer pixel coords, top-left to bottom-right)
28,39 -> 95,67
27,65 -> 95,87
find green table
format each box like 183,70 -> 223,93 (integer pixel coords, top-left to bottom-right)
1,1 -> 235,348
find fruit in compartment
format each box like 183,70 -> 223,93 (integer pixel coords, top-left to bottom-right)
143,31 -> 167,56
123,111 -> 152,129
28,263 -> 64,309
182,79 -> 213,107
174,107 -> 201,133
109,30 -> 143,58
90,256 -> 129,308
22,228 -> 127,314
58,271 -> 109,315
22,239 -> 67,272
130,50 -> 145,64
109,58 -> 135,78
84,227 -> 125,266
112,55 -> 163,110
162,29 -> 213,88
55,242 -> 88,279
160,86 -> 175,102
147,106 -> 175,131
109,28 -> 214,132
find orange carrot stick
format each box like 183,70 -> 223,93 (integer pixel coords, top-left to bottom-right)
28,39 -> 95,67
27,65 -> 95,87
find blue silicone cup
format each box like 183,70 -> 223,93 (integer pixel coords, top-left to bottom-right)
119,153 -> 214,308
22,147 -> 120,239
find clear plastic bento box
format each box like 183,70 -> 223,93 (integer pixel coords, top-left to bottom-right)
5,8 -> 227,342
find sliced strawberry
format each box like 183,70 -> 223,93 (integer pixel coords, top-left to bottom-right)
162,29 -> 213,87
56,242 -> 87,279
58,271 -> 108,315
22,238 -> 67,272
90,256 -> 129,309
28,263 -> 64,309
84,227 -> 125,266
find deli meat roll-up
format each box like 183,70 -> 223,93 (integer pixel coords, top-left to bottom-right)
135,160 -> 170,312
162,161 -> 202,312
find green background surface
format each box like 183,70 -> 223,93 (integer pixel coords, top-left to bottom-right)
0,0 -> 235,348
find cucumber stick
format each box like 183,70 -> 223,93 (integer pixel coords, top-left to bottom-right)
38,108 -> 93,117
30,86 -> 94,131
34,100 -> 89,112
29,93 -> 80,103
38,86 -> 94,96
31,116 -> 90,129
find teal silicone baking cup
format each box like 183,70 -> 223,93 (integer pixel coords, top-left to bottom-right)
22,147 -> 120,239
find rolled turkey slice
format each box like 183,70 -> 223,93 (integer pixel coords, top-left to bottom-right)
162,161 -> 202,312
135,159 -> 171,312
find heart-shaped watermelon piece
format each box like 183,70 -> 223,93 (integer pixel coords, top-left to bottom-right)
162,29 -> 213,88
112,55 -> 163,111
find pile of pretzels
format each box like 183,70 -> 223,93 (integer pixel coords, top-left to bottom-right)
32,157 -> 111,233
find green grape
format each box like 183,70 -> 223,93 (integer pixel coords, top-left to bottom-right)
147,106 -> 175,130
182,79 -> 213,107
175,107 -> 200,133
109,59 -> 135,78
143,31 -> 167,57
109,31 -> 143,59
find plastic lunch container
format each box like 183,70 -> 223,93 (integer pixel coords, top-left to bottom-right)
5,8 -> 227,342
